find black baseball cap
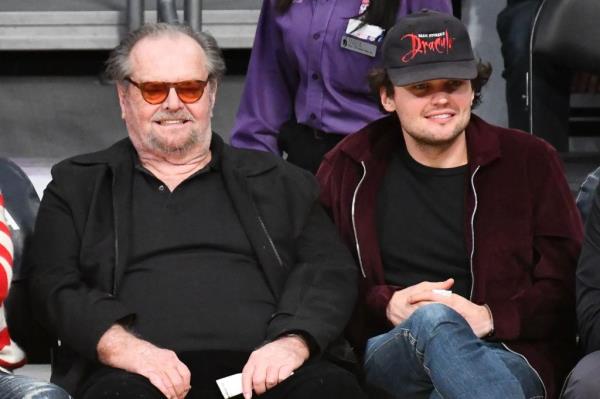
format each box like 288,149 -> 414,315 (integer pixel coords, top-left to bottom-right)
382,9 -> 477,86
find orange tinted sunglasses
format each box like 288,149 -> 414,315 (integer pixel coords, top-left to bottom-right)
125,78 -> 208,104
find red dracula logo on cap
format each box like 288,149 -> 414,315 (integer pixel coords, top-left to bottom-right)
400,30 -> 454,63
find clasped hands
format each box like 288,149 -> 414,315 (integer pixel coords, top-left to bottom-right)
97,325 -> 309,399
386,278 -> 493,338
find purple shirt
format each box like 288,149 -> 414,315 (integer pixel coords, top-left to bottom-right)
231,0 -> 453,154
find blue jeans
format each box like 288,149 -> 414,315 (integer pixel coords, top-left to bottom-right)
364,304 -> 544,399
0,371 -> 71,399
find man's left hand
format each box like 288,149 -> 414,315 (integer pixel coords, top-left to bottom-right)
407,291 -> 493,338
241,335 -> 310,399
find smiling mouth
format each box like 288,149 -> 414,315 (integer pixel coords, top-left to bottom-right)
428,113 -> 454,119
156,119 -> 189,126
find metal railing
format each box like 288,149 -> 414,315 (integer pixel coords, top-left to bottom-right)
127,0 -> 203,32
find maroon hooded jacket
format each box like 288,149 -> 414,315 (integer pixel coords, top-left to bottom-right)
317,114 -> 583,398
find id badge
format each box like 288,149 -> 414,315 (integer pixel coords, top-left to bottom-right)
341,18 -> 384,58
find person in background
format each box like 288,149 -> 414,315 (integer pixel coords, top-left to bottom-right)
563,183 -> 600,398
0,158 -> 53,364
231,0 -> 453,173
318,10 -> 582,398
0,191 -> 70,398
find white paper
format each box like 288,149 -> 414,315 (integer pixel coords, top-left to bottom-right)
216,373 -> 243,399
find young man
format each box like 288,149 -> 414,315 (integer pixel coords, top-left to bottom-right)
317,10 -> 582,399
28,23 -> 364,399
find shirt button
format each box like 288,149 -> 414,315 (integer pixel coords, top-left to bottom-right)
312,73 -> 319,80
158,185 -> 165,192
313,33 -> 320,40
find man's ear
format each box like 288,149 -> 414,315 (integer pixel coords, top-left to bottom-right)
116,83 -> 128,120
208,83 -> 217,118
380,87 -> 396,112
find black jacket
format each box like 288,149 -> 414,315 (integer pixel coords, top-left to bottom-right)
29,136 -> 358,394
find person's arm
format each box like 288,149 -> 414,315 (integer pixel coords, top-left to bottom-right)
577,181 -> 600,353
28,167 -> 133,361
486,143 -> 582,341
97,324 -> 190,399
406,285 -> 494,337
242,175 -> 358,397
230,0 -> 298,154
263,202 -> 358,349
241,334 -> 309,399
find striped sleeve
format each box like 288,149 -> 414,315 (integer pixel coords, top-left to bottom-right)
0,192 -> 26,369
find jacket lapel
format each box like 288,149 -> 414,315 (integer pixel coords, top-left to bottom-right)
73,139 -> 135,294
110,157 -> 134,294
219,143 -> 285,300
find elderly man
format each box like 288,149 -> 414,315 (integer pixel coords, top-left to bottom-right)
317,10 -> 582,399
28,23 -> 364,399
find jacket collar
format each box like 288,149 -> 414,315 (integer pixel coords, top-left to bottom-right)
339,113 -> 502,169
69,134 -> 279,177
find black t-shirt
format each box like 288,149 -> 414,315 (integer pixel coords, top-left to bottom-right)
376,146 -> 472,299
118,147 -> 276,353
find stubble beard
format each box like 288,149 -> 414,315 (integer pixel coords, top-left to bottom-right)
146,126 -> 201,156
405,111 -> 470,148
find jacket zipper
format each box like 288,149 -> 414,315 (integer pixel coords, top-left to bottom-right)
469,166 -> 546,398
468,165 -> 480,300
112,172 -> 118,295
258,215 -> 284,268
351,161 -> 367,278
501,343 -> 547,399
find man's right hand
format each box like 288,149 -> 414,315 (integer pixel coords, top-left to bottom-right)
97,324 -> 191,399
386,278 -> 454,325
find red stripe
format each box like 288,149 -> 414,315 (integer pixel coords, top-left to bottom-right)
0,245 -> 12,268
0,269 -> 7,303
0,223 -> 9,236
0,329 -> 9,348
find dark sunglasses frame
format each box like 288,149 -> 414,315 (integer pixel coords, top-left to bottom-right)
125,77 -> 208,104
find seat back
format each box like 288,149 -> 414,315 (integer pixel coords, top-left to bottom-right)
527,0 -> 600,150
531,0 -> 600,74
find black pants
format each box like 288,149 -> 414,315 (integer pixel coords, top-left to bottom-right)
78,352 -> 366,399
278,121 -> 345,174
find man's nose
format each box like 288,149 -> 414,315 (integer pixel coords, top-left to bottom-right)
430,91 -> 450,105
162,87 -> 183,110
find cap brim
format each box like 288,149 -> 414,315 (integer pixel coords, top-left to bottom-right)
387,60 -> 478,86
